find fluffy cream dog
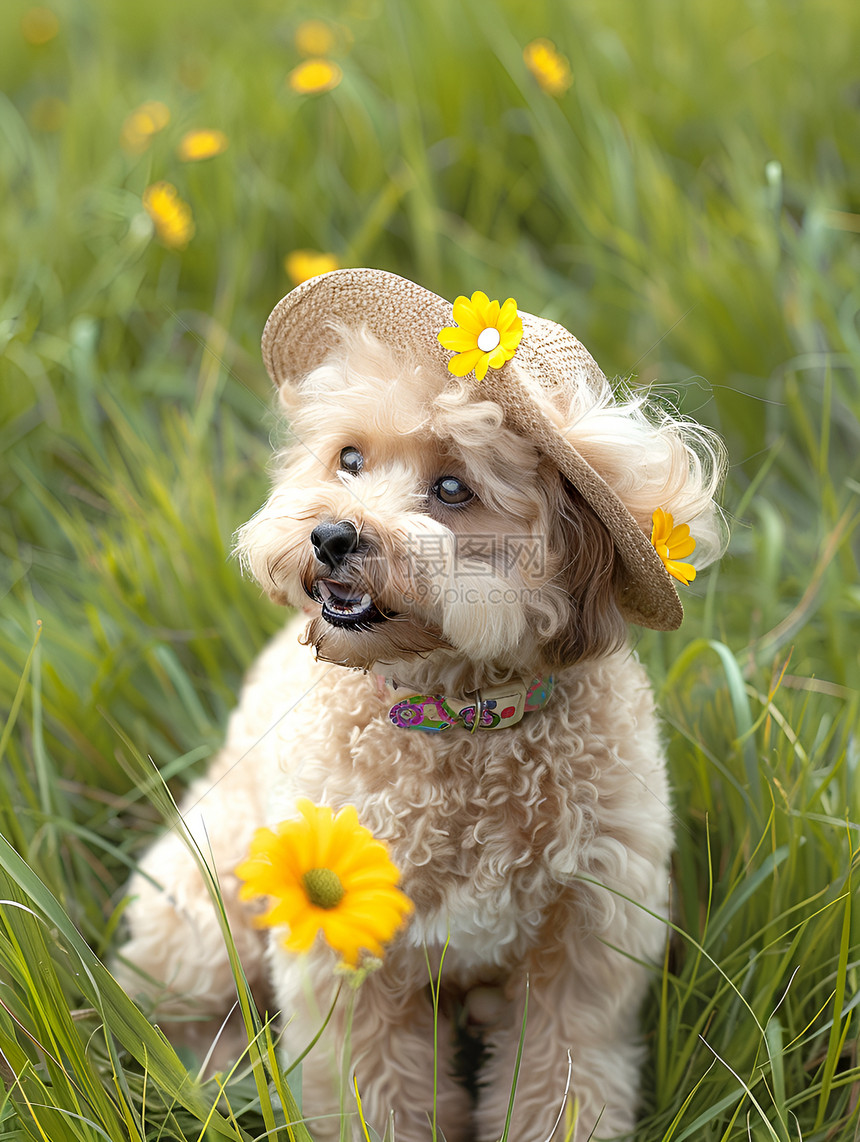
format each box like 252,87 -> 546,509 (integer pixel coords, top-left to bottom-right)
117,270 -> 725,1141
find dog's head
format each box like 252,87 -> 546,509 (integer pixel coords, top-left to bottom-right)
236,273 -> 725,687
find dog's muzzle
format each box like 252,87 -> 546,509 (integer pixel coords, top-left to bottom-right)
307,520 -> 390,628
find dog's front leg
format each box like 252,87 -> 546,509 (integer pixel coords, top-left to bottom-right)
114,741 -> 271,1065
475,980 -> 643,1141
474,890 -> 667,1142
272,944 -> 473,1142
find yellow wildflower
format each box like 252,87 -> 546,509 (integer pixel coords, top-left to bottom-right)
294,19 -> 335,57
651,508 -> 697,585
178,55 -> 207,90
29,96 -> 66,132
285,250 -> 340,285
523,38 -> 573,96
21,7 -> 59,45
177,128 -> 229,162
121,101 -> 170,155
437,291 -> 524,381
236,799 -> 413,967
142,182 -> 195,250
288,58 -> 342,95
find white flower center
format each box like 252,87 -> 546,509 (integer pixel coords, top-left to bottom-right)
477,326 -> 501,353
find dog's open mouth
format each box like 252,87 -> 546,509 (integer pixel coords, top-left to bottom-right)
313,579 -> 388,628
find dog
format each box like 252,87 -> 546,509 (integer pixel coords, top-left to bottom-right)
116,269 -> 725,1141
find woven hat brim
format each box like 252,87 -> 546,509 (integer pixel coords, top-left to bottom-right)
262,268 -> 683,631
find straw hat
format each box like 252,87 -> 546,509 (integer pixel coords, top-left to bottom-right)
262,267 -> 683,631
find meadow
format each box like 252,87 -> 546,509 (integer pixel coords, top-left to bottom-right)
1,0 -> 859,1137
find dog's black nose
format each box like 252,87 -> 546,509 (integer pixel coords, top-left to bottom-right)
310,521 -> 359,569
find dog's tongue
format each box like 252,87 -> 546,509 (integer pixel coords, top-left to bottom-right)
317,579 -> 373,617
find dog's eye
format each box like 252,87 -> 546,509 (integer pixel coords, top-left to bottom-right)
433,476 -> 474,506
339,447 -> 364,474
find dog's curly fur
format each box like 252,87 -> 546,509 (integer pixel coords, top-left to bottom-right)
117,325 -> 725,1140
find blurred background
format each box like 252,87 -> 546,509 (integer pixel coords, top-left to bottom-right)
1,0 -> 859,1138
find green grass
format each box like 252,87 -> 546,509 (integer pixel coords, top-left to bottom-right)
1,0 -> 859,1137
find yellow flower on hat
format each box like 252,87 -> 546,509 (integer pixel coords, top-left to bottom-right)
438,291 -> 523,381
651,508 -> 697,585
177,128 -> 228,162
236,799 -> 413,968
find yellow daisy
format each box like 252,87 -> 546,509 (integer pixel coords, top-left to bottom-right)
121,100 -> 170,154
651,508 -> 697,585
177,128 -> 229,162
287,58 -> 342,95
29,96 -> 66,132
142,182 -> 195,250
523,38 -> 573,96
236,799 -> 413,967
21,7 -> 59,45
437,291 -> 524,381
285,249 -> 340,285
294,19 -> 335,57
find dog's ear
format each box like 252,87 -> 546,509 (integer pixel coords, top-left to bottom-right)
542,477 -> 628,668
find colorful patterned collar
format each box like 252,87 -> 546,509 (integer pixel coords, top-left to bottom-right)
385,676 -> 554,733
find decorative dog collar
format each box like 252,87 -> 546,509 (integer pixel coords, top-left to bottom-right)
387,676 -> 554,733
